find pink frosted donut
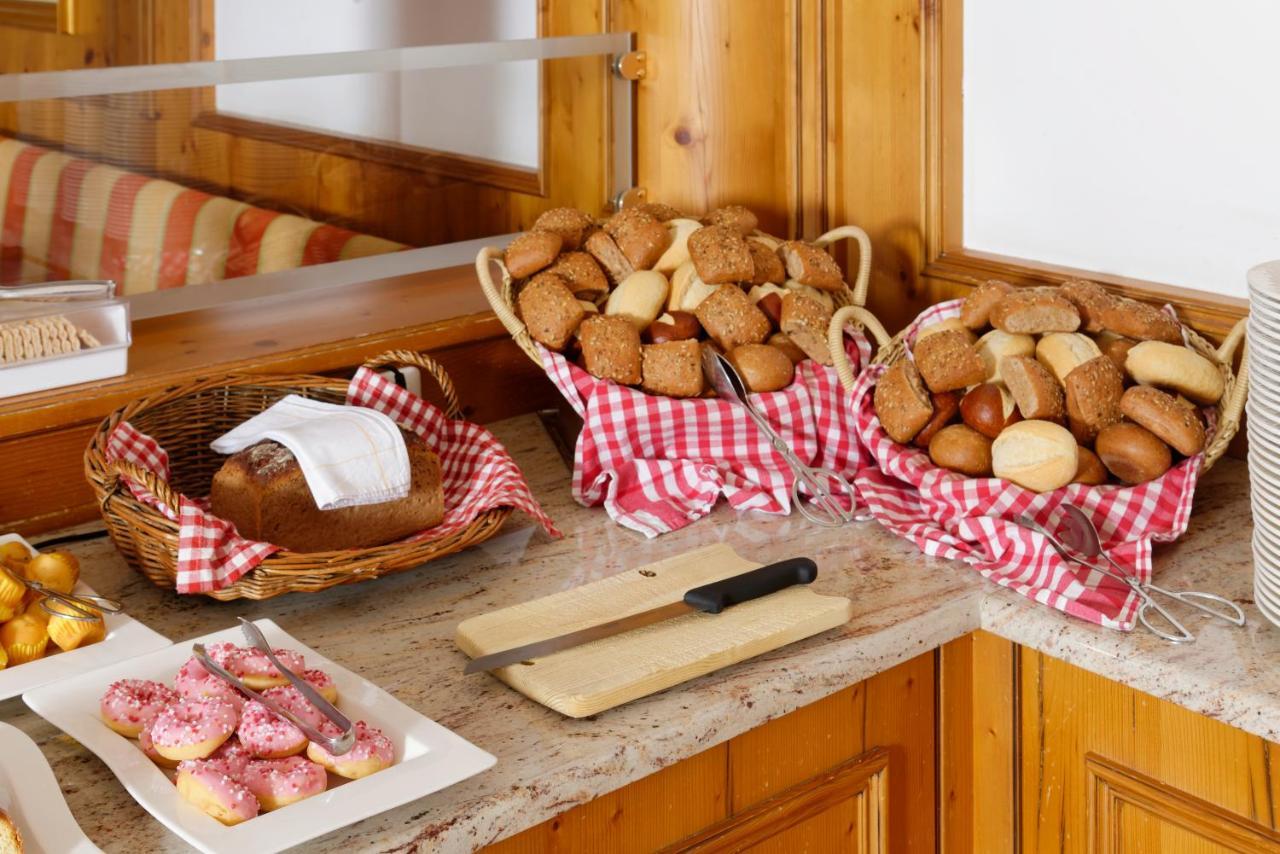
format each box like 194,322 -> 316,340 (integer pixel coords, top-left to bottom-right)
306,720 -> 394,779
206,737 -> 251,778
138,720 -> 177,769
261,685 -> 324,729
176,760 -> 259,826
241,756 -> 327,811
228,647 -> 306,690
203,641 -> 241,669
150,698 -> 238,761
100,679 -> 180,738
174,657 -> 245,712
302,669 -> 338,704
237,701 -> 307,759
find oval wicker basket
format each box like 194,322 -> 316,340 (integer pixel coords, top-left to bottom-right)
826,304 -> 1250,471
476,224 -> 874,366
83,350 -> 512,601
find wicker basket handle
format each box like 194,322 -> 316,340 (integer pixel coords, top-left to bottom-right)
103,458 -> 181,516
827,305 -> 893,391
476,246 -> 541,366
814,225 -> 873,307
1204,316 -> 1249,468
359,350 -> 464,420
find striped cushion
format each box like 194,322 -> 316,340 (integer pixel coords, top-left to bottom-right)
0,137 -> 406,293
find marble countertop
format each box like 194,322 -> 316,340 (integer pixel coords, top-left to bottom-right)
3,414 -> 1277,852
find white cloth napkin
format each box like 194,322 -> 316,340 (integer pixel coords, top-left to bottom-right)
210,395 -> 410,510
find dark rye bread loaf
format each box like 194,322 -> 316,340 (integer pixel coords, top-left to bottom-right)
210,432 -> 444,552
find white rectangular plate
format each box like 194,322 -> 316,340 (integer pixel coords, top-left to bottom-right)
0,533 -> 170,700
23,619 -> 496,854
0,721 -> 101,853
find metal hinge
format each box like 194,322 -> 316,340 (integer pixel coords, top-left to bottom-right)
611,50 -> 646,81
610,187 -> 647,212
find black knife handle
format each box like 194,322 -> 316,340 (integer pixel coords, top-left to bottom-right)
683,558 -> 818,614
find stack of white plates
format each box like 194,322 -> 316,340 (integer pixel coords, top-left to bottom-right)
1246,261 -> 1280,628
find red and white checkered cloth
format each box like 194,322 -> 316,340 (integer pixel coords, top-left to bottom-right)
539,334 -> 872,537
849,299 -> 1207,630
105,369 -> 560,593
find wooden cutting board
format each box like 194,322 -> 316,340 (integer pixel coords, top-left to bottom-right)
454,543 -> 853,718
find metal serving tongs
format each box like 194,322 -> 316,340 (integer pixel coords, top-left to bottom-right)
32,580 -> 124,622
1013,509 -> 1245,644
702,348 -> 862,527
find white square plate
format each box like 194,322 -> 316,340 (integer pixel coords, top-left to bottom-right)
0,534 -> 170,700
23,619 -> 495,854
0,721 -> 101,853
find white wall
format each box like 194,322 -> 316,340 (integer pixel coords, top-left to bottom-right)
213,0 -> 538,169
964,1 -> 1280,298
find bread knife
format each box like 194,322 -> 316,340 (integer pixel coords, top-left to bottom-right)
463,557 -> 818,674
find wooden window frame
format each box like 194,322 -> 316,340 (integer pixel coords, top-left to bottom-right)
0,0 -> 74,33
921,0 -> 1247,341
192,3 -> 549,197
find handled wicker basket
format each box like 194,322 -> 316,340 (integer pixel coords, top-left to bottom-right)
477,224 -> 874,366
83,350 -> 511,601
825,304 -> 1250,471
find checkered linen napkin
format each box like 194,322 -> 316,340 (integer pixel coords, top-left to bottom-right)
104,369 -> 559,594
849,299 -> 1205,630
538,334 -> 872,537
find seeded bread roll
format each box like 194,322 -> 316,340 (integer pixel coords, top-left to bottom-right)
959,279 -> 1014,329
913,329 -> 988,393
638,202 -> 685,222
975,328 -> 1035,383
1095,422 -> 1172,484
1036,332 -> 1103,386
1120,385 -> 1206,456
504,230 -> 563,279
929,424 -> 994,477
874,360 -> 934,443
1099,297 -> 1183,344
704,205 -> 759,236
779,291 -> 834,365
1058,279 -> 1115,334
1094,330 -> 1137,375
991,420 -> 1078,493
1002,355 -> 1065,421
1125,340 -> 1225,405
546,251 -> 609,299
605,207 -> 671,270
641,340 -> 704,398
695,283 -> 771,351
1064,356 -> 1125,441
1073,446 -> 1108,485
991,288 -> 1081,334
727,344 -> 795,393
779,241 -> 844,291
747,238 -> 787,284
688,225 -> 754,283
532,207 -> 595,250
913,390 -> 962,448
517,272 -> 586,351
767,332 -> 807,365
918,317 -> 977,344
585,230 -> 635,286
579,315 -> 643,384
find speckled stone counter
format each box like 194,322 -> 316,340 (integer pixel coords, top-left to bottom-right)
2,415 -> 1276,852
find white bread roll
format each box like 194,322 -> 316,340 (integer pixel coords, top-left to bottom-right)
668,261 -> 719,312
606,270 -> 670,331
1036,332 -> 1102,386
654,218 -> 702,275
1125,340 -> 1224,405
975,329 -> 1035,383
991,420 -> 1078,493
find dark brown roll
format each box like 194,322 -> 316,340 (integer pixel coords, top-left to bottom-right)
913,391 -> 962,449
1095,422 -> 1172,484
727,344 -> 795,393
1119,385 -> 1206,456
960,383 -> 1022,439
1072,446 -> 1108,485
928,424 -> 993,477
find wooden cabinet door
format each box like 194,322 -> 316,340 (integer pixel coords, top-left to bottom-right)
1019,650 -> 1280,853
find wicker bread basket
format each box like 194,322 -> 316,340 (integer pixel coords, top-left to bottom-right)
477,224 -> 873,367
826,304 -> 1250,471
83,351 -> 511,601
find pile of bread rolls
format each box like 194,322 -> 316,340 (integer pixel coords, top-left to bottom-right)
505,203 -> 846,398
873,279 -> 1225,492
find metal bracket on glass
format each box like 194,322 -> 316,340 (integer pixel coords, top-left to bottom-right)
611,187 -> 647,212
611,51 -> 646,81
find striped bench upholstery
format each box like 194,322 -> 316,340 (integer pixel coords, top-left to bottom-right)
0,137 -> 406,293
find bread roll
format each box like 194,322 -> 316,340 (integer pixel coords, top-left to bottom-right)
641,340 -> 704,398
991,420 -> 1078,493
1036,332 -> 1102,386
605,270 -> 670,331
913,330 -> 988,392
638,202 -> 684,222
918,317 -> 977,344
767,332 -> 808,365
1099,297 -> 1183,344
929,424 -> 993,477
695,284 -> 771,350
604,207 -> 670,270
517,272 -> 586,351
779,291 -> 834,364
1073,446 -> 1108,485
654,218 -> 702,274
689,225 -> 754,283
669,261 -> 720,312
546,251 -> 609,300
1095,422 -> 1172,484
913,390 -> 962,449
1064,356 -> 1124,440
747,238 -> 787,284
1094,331 -> 1136,375
874,361 -> 934,443
975,329 -> 1035,383
1001,355 -> 1064,421
1120,385 -> 1206,456
783,281 -> 836,312
960,279 -> 1014,330
704,204 -> 759,236
990,288 -> 1081,334
645,311 -> 701,344
504,230 -> 563,279
579,315 -> 642,384
584,230 -> 635,286
779,241 -> 844,291
960,383 -> 1022,439
1059,279 -> 1115,334
1125,341 -> 1225,405
532,207 -> 595,250
727,344 -> 795,393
